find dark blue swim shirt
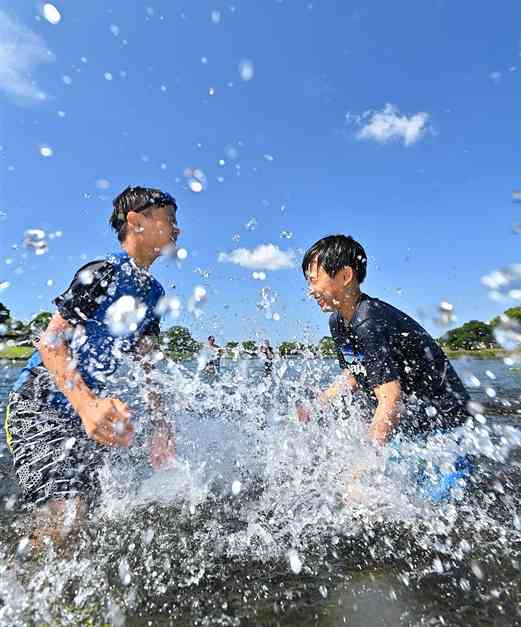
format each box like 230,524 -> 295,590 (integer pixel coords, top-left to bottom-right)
329,294 -> 470,437
13,251 -> 164,408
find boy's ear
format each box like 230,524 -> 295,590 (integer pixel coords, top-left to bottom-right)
342,266 -> 354,286
126,210 -> 141,231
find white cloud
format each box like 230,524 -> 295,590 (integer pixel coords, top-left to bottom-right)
0,11 -> 53,102
353,103 -> 430,146
218,244 -> 295,271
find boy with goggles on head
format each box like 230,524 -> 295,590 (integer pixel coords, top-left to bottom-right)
4,186 -> 178,543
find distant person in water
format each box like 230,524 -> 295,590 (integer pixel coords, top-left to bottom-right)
203,336 -> 221,375
4,186 -> 178,543
299,235 -> 473,499
259,339 -> 274,377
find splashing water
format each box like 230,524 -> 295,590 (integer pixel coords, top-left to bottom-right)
2,355 -> 521,625
105,295 -> 147,336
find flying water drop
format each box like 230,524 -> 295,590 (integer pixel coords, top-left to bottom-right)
42,3 -> 61,24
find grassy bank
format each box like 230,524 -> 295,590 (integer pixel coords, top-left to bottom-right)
0,345 -> 34,361
444,348 -> 507,360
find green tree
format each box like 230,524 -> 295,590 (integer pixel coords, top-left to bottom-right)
0,302 -> 10,325
242,340 -> 257,355
278,341 -> 299,357
490,306 -> 521,328
225,341 -> 240,358
162,326 -> 200,361
30,311 -> 52,334
318,336 -> 336,357
441,320 -> 497,350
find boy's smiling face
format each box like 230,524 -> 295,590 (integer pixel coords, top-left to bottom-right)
306,258 -> 355,312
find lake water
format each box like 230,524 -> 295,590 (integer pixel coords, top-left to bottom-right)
1,356 -> 521,626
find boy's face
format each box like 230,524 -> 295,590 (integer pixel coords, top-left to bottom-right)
306,259 -> 353,312
137,204 -> 180,254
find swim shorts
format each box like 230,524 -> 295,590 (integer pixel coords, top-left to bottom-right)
4,367 -> 104,510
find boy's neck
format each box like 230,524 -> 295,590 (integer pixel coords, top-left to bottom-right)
337,288 -> 362,323
122,239 -> 157,270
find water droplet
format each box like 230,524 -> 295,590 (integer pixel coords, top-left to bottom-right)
42,3 -> 61,24
110,24 -> 120,36
0,281 -> 10,290
16,537 -> 31,559
239,59 -> 254,81
231,480 -> 241,495
436,300 -> 455,326
208,87 -> 215,96
280,229 -> 293,239
160,84 -> 167,92
118,558 -> 131,586
143,528 -> 155,544
57,110 -> 66,118
245,217 -> 258,231
23,229 -> 48,255
471,561 -> 484,580
272,312 -> 280,321
39,146 -> 53,158
62,75 -> 72,85
105,295 -> 147,336
194,286 -> 207,302
46,279 -> 54,287
319,585 -> 328,598
64,437 -> 76,450
96,178 -> 110,190
232,233 -> 241,242
252,271 -> 266,280
264,154 -> 274,162
0,210 -> 6,221
177,248 -> 188,260
189,180 -> 203,193
211,10 -> 222,23
493,316 -> 521,352
287,549 -> 303,574
104,72 -> 113,81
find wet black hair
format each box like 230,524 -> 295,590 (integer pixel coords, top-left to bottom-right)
109,186 -> 177,243
301,234 -> 367,284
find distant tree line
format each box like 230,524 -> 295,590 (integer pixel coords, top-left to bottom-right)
3,301 -> 519,359
439,306 -> 521,351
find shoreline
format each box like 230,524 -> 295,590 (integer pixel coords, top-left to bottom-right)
0,348 -> 512,363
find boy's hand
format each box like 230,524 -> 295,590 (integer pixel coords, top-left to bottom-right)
78,398 -> 133,447
149,421 -> 175,470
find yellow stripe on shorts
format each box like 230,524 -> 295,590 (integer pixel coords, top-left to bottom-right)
4,401 -> 14,454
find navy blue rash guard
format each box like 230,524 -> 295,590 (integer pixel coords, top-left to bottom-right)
329,294 -> 470,437
13,251 -> 165,409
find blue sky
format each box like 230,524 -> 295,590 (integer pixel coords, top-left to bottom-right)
1,0 -> 520,343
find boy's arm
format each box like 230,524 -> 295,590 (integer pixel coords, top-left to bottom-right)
296,370 -> 356,422
40,313 -> 133,447
370,380 -> 402,445
135,332 -> 176,470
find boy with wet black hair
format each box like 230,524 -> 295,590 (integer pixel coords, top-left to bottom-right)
300,234 -> 471,443
4,186 -> 179,538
